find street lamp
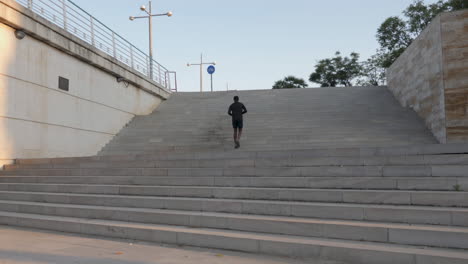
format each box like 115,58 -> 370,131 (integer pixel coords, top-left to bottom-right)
187,53 -> 216,92
129,1 -> 172,80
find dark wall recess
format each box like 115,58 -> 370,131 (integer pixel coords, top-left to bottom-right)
58,76 -> 69,91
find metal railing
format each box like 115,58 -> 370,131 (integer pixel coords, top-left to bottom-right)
16,0 -> 175,91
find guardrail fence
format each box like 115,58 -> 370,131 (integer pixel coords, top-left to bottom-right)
16,0 -> 176,92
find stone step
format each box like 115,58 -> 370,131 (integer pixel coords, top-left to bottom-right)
0,211 -> 467,263
100,142 -> 468,156
0,200 -> 467,249
101,141 -> 436,153
13,143 -> 468,166
116,124 -> 428,131
6,154 -> 468,170
1,165 -> 467,177
0,191 -> 466,226
0,183 -> 466,207
0,176 -> 464,191
113,129 -> 432,138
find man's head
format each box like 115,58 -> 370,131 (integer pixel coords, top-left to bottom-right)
234,96 -> 239,102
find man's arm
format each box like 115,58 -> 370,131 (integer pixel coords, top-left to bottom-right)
228,105 -> 232,116
242,104 -> 248,115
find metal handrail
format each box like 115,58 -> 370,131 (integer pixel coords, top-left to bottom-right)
15,0 -> 175,91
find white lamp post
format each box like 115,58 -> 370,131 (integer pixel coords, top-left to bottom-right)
129,1 -> 172,80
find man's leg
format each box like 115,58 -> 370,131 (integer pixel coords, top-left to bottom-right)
236,128 -> 242,148
233,128 -> 240,148
233,128 -> 238,142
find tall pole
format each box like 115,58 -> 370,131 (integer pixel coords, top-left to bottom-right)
211,73 -> 213,92
129,2 -> 172,82
148,1 -> 153,80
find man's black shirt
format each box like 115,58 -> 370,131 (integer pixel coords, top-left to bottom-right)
228,102 -> 247,121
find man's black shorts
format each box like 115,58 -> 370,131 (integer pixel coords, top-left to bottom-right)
232,119 -> 243,129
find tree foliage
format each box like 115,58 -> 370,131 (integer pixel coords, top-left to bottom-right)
272,76 -> 308,89
405,0 -> 467,35
447,0 -> 468,10
376,17 -> 413,68
309,52 -> 362,87
357,54 -> 387,86
276,0 -> 466,89
377,0 -> 467,68
404,0 -> 447,36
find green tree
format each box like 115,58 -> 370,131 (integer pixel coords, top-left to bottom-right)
309,52 -> 362,87
447,0 -> 468,10
272,76 -> 308,89
376,0 -> 467,68
376,17 -> 412,68
405,0 -> 467,36
404,0 -> 449,36
357,54 -> 387,86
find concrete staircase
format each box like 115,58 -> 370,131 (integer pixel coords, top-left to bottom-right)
1,87 -> 468,263
99,87 -> 436,155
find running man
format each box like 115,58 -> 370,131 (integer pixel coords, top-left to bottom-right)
228,96 -> 248,149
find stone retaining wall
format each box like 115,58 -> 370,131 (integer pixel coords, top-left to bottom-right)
387,10 -> 468,143
0,0 -> 171,160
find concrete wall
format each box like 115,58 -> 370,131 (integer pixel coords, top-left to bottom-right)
442,10 -> 468,142
0,0 -> 170,165
387,10 -> 468,143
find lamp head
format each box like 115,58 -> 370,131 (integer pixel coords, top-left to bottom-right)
213,62 -> 217,65
167,11 -> 173,17
14,29 -> 26,40
129,16 -> 135,21
140,5 -> 146,11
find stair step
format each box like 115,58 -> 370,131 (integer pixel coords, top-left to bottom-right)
1,211 -> 467,264
0,176 -> 465,191
0,200 -> 467,249
2,165 -> 468,177
6,154 -> 468,170
0,183 -> 466,207
0,190 -> 466,226
14,143 -> 468,166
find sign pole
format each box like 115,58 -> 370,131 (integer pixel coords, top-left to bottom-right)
207,65 -> 216,92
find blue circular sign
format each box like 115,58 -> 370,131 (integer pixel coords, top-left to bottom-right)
207,65 -> 215,74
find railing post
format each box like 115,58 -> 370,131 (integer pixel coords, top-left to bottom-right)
174,72 -> 178,92
90,16 -> 95,46
165,72 -> 169,90
158,64 -> 161,84
130,46 -> 134,69
146,57 -> 150,78
112,32 -> 116,58
27,0 -> 33,9
62,0 -> 68,31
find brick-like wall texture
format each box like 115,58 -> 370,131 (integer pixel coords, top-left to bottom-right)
387,10 -> 468,143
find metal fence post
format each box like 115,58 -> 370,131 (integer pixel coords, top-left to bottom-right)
165,72 -> 169,90
146,57 -> 150,78
27,0 -> 33,9
158,64 -> 161,84
90,16 -> 95,46
112,32 -> 116,58
130,46 -> 134,69
62,0 -> 68,31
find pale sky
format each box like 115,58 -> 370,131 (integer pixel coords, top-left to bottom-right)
71,0 -> 440,92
